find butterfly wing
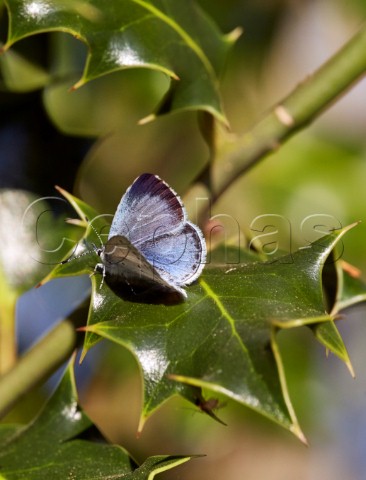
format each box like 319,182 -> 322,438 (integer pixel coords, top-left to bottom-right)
101,235 -> 186,298
107,173 -> 206,295
139,222 -> 206,286
108,173 -> 186,247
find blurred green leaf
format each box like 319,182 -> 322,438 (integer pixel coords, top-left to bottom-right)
0,189 -> 80,372
45,189 -> 366,440
3,0 -> 237,123
0,48 -> 50,91
0,359 -> 193,479
0,189 -> 79,294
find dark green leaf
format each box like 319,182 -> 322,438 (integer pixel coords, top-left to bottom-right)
333,261 -> 366,313
39,186 -> 110,283
84,229 -> 355,441
3,0 -> 237,123
45,190 -> 364,440
311,253 -> 366,375
311,320 -> 354,375
0,359 -> 194,479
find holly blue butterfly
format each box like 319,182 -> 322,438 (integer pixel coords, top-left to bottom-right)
96,173 -> 206,300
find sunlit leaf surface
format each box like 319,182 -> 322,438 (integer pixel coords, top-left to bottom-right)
44,190 -> 365,440
3,0 -> 237,123
0,360 -> 194,479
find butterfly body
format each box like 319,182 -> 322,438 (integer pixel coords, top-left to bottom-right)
96,174 -> 206,300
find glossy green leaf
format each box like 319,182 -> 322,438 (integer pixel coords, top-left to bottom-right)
0,359 -> 194,479
333,261 -> 366,313
44,190 -> 365,440
84,228 -> 348,441
37,187 -> 110,289
253,238 -> 355,372
311,320 -> 354,375
3,0 -> 237,123
311,253 -> 366,375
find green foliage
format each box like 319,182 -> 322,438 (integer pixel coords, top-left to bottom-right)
0,189 -> 78,294
1,1 -> 366,478
3,0 -> 237,123
0,189 -> 80,372
0,359 -> 193,479
42,188 -> 361,441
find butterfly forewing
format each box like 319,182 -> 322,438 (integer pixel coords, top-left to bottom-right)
100,173 -> 206,299
108,174 -> 186,247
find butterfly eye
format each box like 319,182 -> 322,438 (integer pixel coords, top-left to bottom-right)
96,248 -> 103,256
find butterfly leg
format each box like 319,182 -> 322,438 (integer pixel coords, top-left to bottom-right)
92,262 -> 106,289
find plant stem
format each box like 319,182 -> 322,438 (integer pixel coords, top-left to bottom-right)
0,320 -> 76,418
202,23 -> 366,218
0,293 -> 17,374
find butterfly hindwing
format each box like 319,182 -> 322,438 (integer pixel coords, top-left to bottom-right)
101,235 -> 186,298
139,222 -> 206,286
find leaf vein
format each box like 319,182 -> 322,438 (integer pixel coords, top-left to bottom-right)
131,0 -> 216,78
199,279 -> 249,354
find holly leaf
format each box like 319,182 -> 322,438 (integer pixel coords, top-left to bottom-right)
2,0 -> 238,123
311,251 -> 366,376
42,189 -> 365,441
333,260 -> 366,313
0,358 -> 195,479
86,227 -> 360,441
311,320 -> 354,375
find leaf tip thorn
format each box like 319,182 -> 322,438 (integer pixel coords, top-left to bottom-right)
0,42 -> 10,55
137,415 -> 147,435
138,114 -> 156,125
36,273 -> 51,288
76,326 -> 87,332
346,360 -> 356,378
70,79 -> 84,92
292,425 -> 308,446
226,26 -> 243,43
78,346 -> 88,364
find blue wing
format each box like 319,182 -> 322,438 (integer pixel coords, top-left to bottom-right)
109,174 -> 185,246
139,222 -> 206,286
108,173 -> 206,290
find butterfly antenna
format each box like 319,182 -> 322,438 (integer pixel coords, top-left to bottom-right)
85,216 -> 105,250
61,243 -> 94,264
61,216 -> 103,265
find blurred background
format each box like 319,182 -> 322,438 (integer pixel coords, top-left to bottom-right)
1,0 -> 366,478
